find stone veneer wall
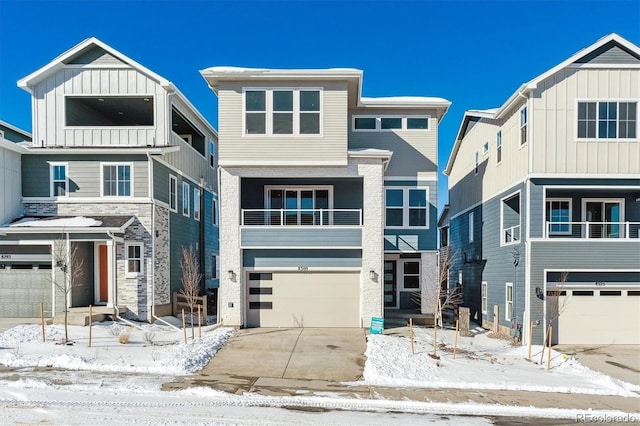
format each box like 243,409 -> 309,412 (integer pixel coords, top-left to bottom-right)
218,158 -> 385,327
152,204 -> 170,307
420,251 -> 438,314
23,201 -> 153,321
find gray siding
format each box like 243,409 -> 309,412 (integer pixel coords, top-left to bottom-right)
71,241 -> 94,307
575,42 -> 640,64
528,240 -> 640,343
449,182 -> 527,328
241,228 -> 361,248
0,125 -> 31,143
243,249 -> 362,268
203,191 -> 220,290
22,154 -> 149,198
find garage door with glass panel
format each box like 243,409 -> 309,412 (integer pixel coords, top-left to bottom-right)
246,271 -> 360,327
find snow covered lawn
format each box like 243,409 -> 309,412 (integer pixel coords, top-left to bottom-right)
0,319 -> 235,375
359,325 -> 640,397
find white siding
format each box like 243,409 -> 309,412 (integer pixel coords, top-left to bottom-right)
33,67 -> 167,148
532,68 -> 640,174
0,146 -> 22,224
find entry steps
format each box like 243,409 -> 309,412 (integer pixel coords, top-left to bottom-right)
383,309 -> 435,328
52,306 -> 128,326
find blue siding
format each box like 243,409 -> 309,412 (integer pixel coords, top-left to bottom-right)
203,191 -> 220,290
241,227 -> 361,248
243,249 -> 362,268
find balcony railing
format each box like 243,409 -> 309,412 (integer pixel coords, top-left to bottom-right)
503,225 -> 521,244
544,221 -> 640,239
242,209 -> 362,226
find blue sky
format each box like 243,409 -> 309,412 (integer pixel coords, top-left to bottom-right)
1,0 -> 638,210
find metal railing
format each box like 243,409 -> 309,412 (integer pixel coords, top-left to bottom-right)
544,221 -> 640,239
503,225 -> 521,244
241,209 -> 362,226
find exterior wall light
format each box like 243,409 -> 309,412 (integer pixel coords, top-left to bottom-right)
227,270 -> 235,280
369,270 -> 376,280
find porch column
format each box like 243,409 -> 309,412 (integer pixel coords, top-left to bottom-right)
106,239 -> 115,308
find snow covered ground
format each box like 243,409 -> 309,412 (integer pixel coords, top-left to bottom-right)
0,320 -> 638,424
359,326 -> 640,397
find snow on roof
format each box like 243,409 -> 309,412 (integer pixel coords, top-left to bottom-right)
10,217 -> 103,228
201,66 -> 362,74
467,108 -> 499,115
360,96 -> 451,106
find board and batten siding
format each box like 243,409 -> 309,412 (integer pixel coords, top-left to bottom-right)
448,104 -> 529,215
348,108 -> 438,177
531,68 -> 640,174
32,67 -> 167,148
217,81 -> 349,165
22,154 -> 149,198
1,147 -> 22,224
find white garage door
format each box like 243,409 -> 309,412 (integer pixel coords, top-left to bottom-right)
0,267 -> 53,317
246,271 -> 360,327
555,288 -> 640,344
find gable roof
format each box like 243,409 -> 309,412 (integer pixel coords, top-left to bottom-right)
17,38 -> 217,137
444,33 -> 640,176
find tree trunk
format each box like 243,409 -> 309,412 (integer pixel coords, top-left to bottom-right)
190,307 -> 195,339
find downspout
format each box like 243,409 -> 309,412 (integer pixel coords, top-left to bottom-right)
107,230 -> 144,330
147,152 -> 181,332
199,177 -> 206,296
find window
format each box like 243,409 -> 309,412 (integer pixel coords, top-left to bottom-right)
266,187 -> 331,225
469,211 -> 474,242
483,142 -> 489,155
520,106 -> 527,145
353,116 -> 430,131
474,151 -> 479,175
481,281 -> 488,314
182,182 -> 190,216
546,199 -> 571,235
125,243 -> 143,276
66,96 -> 153,127
244,89 -> 321,135
50,163 -> 68,197
505,283 -> 513,321
212,199 -> 218,226
211,254 -> 218,279
385,187 -> 429,228
501,192 -> 520,245
194,188 -> 201,221
169,175 -> 177,212
583,198 -> 624,238
496,131 -> 502,164
403,261 -> 420,289
209,141 -> 215,168
102,164 -> 131,197
577,101 -> 637,139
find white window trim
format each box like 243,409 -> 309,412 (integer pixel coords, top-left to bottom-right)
100,162 -> 134,198
264,185 -> 334,210
580,198 -> 626,222
242,87 -> 323,137
211,254 -> 219,279
482,142 -> 489,156
212,198 -> 218,226
169,175 -> 177,212
474,151 -> 479,175
496,130 -> 503,165
546,198 -> 572,235
49,162 -> 69,198
194,188 -> 201,221
209,140 -> 215,169
500,190 -> 521,247
481,281 -> 488,315
505,282 -> 513,321
575,99 -> 639,142
401,260 -> 420,290
469,211 -> 474,242
182,182 -> 190,217
385,186 -> 430,229
520,106 -> 528,146
125,242 -> 144,277
352,115 -> 431,132
64,94 -> 155,130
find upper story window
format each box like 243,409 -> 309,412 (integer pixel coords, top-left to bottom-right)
194,188 -> 201,221
500,192 -> 520,245
474,151 -> 479,175
212,199 -> 218,226
496,130 -> 502,164
209,141 -> 215,168
469,211 -> 474,242
483,142 -> 489,156
102,164 -> 132,197
353,116 -> 430,131
577,101 -> 637,140
244,88 -> 321,135
66,96 -> 153,127
385,187 -> 429,228
169,175 -> 177,212
546,198 -> 571,235
520,106 -> 527,145
182,182 -> 190,217
50,163 -> 68,197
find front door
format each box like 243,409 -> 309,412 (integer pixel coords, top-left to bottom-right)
585,201 -> 622,238
384,260 -> 397,308
98,245 -> 109,303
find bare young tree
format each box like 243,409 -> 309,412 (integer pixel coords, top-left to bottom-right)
51,235 -> 84,343
180,245 -> 202,339
540,271 -> 569,364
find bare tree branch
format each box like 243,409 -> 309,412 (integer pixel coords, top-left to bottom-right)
180,245 -> 202,339
51,235 -> 85,343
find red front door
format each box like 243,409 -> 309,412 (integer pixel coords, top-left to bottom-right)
98,245 -> 108,303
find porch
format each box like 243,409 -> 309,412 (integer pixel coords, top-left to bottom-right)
53,305 -> 128,326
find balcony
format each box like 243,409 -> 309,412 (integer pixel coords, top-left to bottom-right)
242,209 -> 362,226
502,224 -> 521,244
544,221 -> 640,239
240,208 -> 362,248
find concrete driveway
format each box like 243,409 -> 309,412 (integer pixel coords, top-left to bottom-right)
0,318 -> 42,333
202,328 -> 366,382
555,345 -> 640,386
